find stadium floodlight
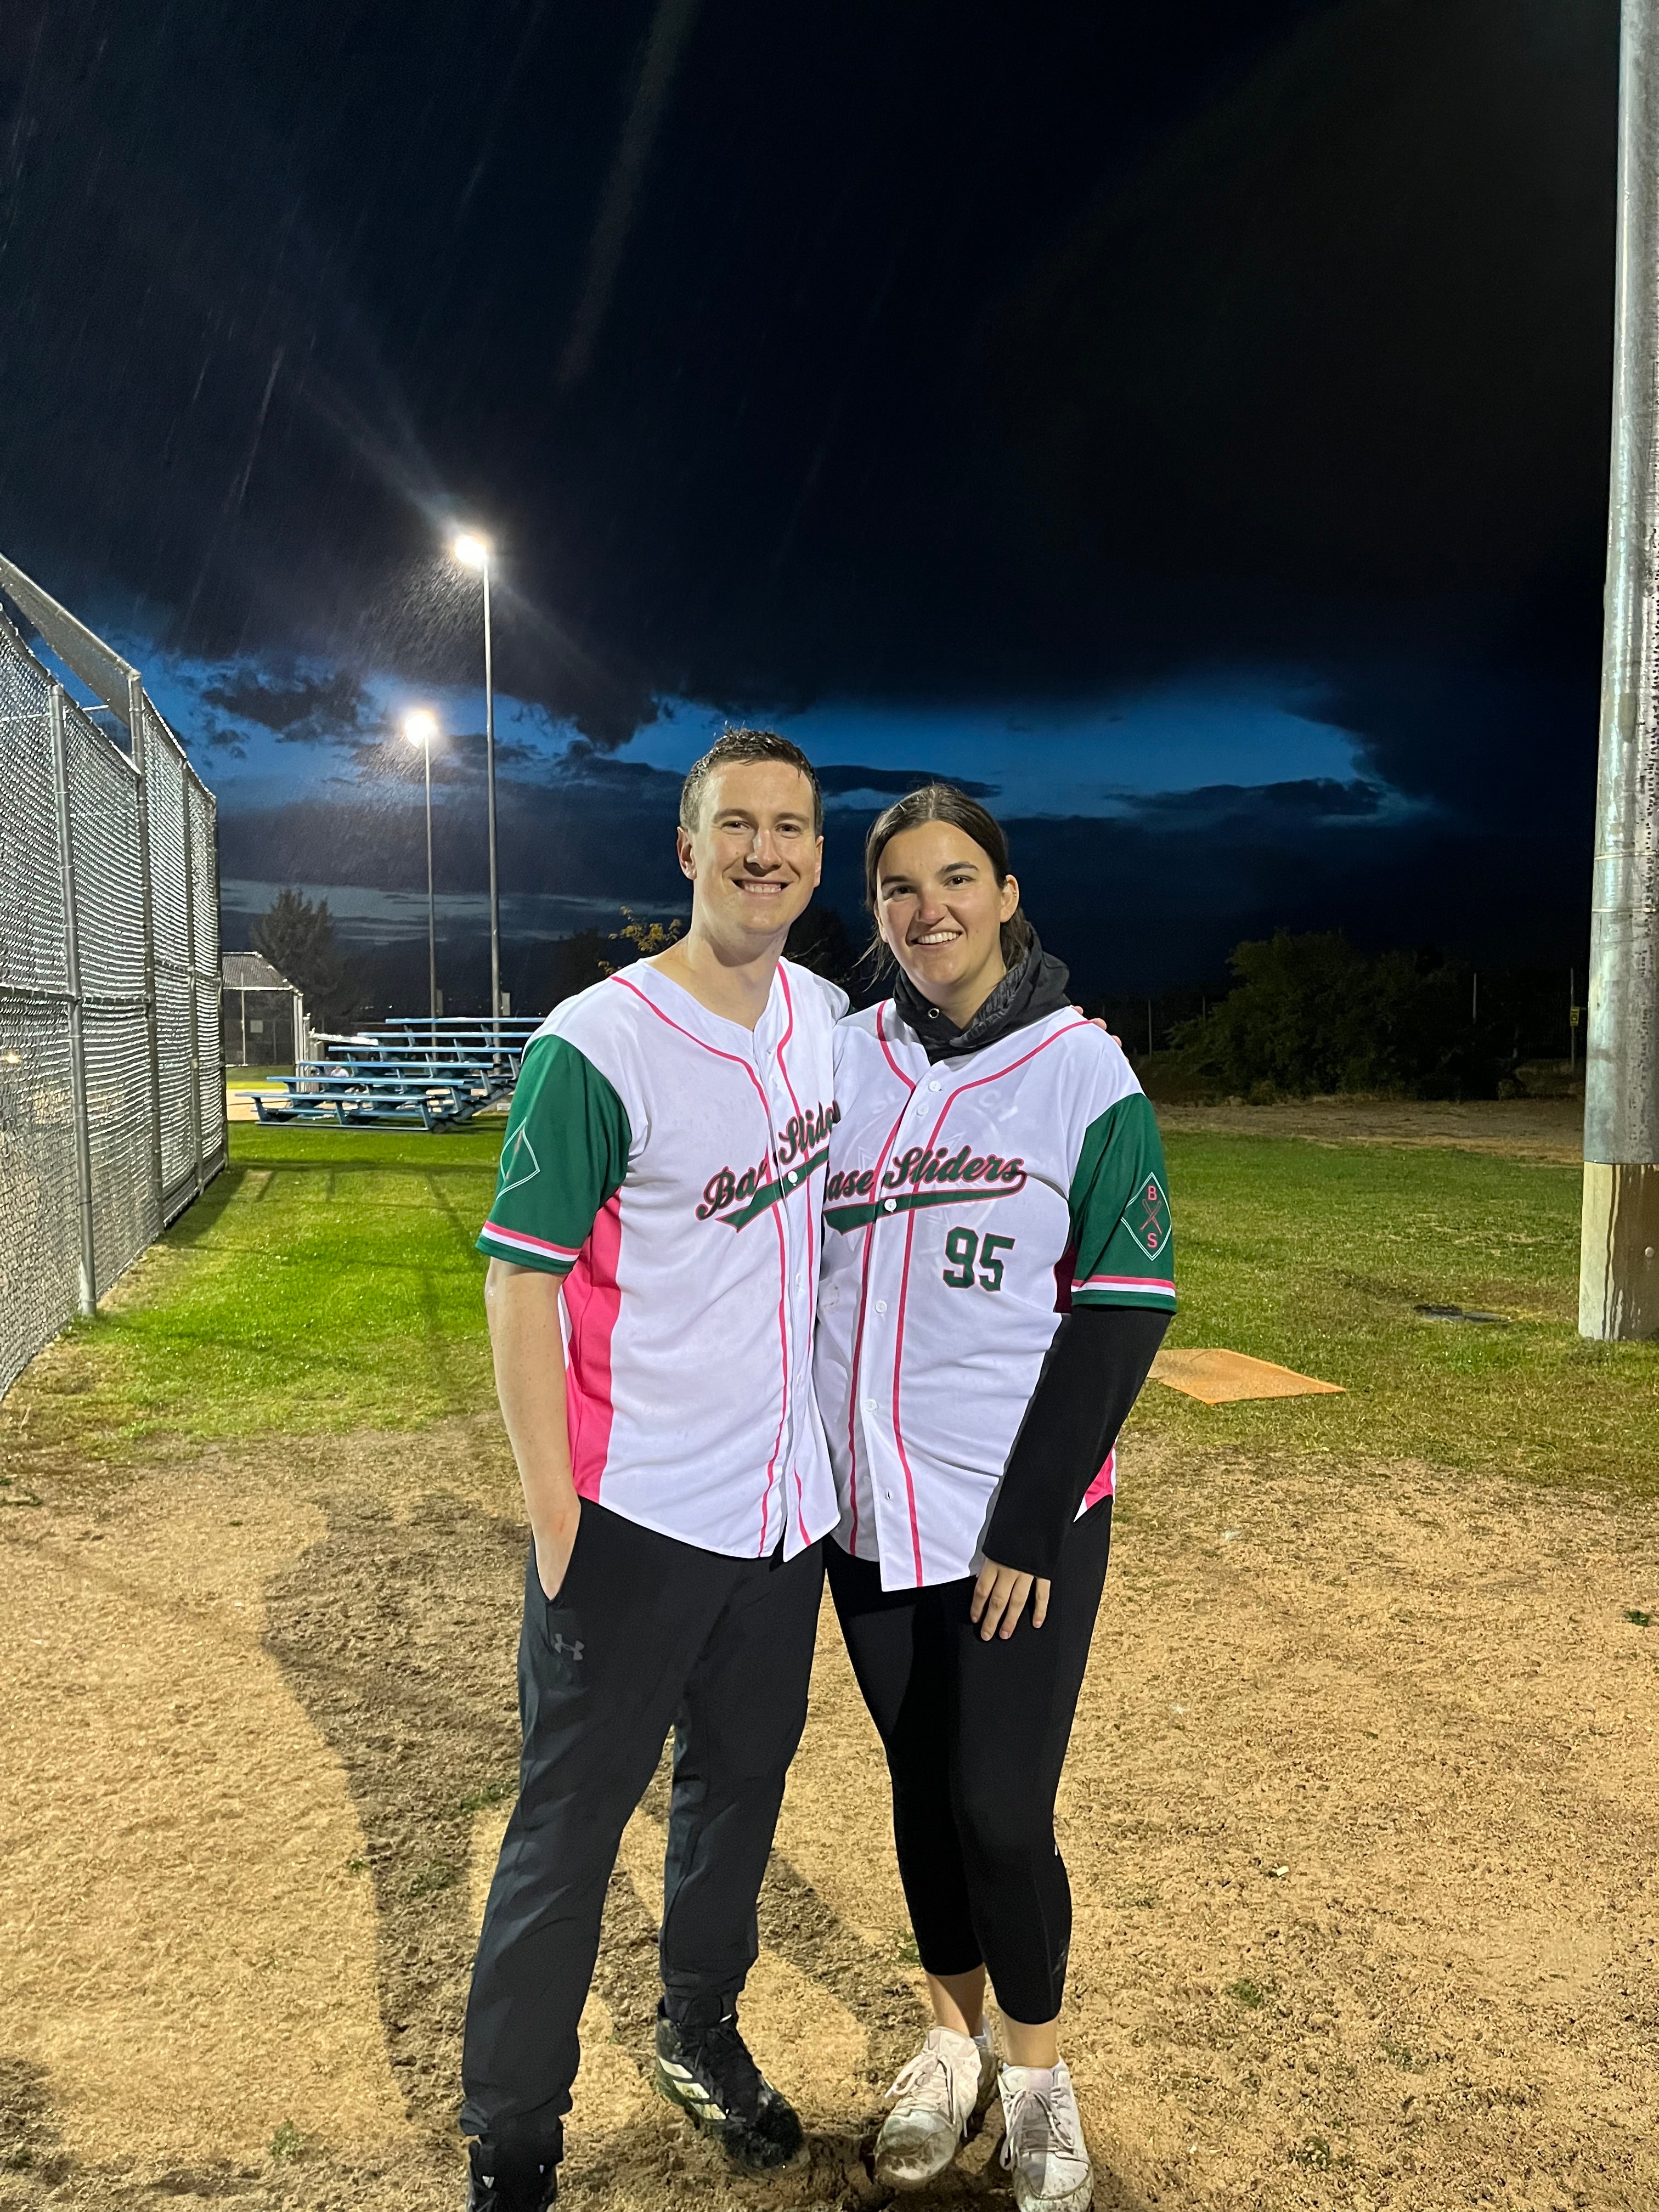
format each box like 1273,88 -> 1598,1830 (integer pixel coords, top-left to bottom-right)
1582,0 -> 1659,1341
404,710 -> 441,1021
448,528 -> 503,1036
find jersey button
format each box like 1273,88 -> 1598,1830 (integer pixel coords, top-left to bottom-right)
883,1197 -> 897,1212
874,1299 -> 887,1313
864,1397 -> 876,1412
929,1080 -> 941,1092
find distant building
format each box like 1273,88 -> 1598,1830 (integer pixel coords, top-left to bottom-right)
221,952 -> 308,1066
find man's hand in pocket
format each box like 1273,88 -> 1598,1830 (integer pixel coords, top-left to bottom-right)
535,1504 -> 582,1602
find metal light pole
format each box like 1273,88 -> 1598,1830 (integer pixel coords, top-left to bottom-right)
452,532 -> 501,1032
1582,0 -> 1659,1341
405,710 -> 440,1024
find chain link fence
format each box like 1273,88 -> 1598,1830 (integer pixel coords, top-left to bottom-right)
0,554 -> 223,1400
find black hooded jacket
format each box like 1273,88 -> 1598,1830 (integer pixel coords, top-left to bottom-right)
885,936 -> 1169,1580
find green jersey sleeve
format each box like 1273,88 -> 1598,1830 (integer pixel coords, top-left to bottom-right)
476,1035 -> 633,1274
1067,1090 -> 1176,1311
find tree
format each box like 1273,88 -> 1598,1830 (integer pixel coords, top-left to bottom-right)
606,909 -> 685,966
252,888 -> 359,1030
1170,930 -> 1514,1099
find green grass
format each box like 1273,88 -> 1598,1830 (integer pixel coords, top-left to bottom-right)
9,1124 -> 501,1458
4,1120 -> 1655,1495
1139,1133 -> 1658,1493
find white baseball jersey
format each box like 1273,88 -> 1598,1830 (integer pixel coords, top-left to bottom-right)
477,957 -> 848,1560
814,1001 -> 1175,1589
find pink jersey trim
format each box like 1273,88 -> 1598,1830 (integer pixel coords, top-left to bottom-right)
876,1001 -> 917,1090
1082,1448 -> 1116,1510
885,1018 -> 1093,1582
756,1199 -> 791,1554
889,1200 -> 928,1584
774,968 -> 817,1365
479,1221 -> 582,1262
613,972 -> 795,1555
1074,1274 -> 1176,1295
773,972 -> 820,1554
563,1193 -> 623,1501
844,1051 -> 924,1555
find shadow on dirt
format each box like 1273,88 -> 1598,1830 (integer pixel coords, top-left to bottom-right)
258,1491 -> 990,2206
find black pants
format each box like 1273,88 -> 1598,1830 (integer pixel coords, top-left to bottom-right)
826,1499 -> 1112,2025
461,1501 -> 825,2165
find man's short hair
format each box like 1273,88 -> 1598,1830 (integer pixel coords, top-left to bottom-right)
679,727 -> 823,837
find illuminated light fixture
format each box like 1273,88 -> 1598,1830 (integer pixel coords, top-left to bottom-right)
451,531 -> 490,570
403,708 -> 438,746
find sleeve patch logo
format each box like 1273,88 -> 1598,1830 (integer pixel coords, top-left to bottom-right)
1121,1171 -> 1170,1259
496,1128 -> 540,1198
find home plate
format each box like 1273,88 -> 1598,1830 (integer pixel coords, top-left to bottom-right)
1151,1348 -> 1345,1404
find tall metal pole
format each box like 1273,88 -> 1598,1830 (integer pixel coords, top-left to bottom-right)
128,673 -> 166,1235
483,558 -> 501,1032
178,761 -> 205,1199
48,685 -> 98,1314
424,732 -> 438,1023
1582,0 -> 1659,1341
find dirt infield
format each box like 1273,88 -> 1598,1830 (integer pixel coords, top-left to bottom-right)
3,1405 -> 1656,2212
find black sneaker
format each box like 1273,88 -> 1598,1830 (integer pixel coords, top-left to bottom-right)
466,2139 -> 557,2212
653,2002 -> 804,2172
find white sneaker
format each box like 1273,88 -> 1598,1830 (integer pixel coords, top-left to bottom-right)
997,2059 -> 1093,2212
873,2023 -> 996,2188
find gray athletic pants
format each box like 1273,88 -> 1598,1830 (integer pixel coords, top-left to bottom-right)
460,1500 -> 825,2168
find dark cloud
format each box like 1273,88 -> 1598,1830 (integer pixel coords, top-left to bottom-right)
1110,778 -> 1391,831
201,667 -> 373,744
816,766 -> 999,799
216,754 -> 690,902
0,0 -> 1619,966
214,760 -> 1581,998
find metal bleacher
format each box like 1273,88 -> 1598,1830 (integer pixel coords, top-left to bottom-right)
244,1014 -> 544,1131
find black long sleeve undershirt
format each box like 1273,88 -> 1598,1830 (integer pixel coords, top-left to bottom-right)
983,1305 -> 1171,1580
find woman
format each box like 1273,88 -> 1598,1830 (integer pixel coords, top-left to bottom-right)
815,787 -> 1173,2211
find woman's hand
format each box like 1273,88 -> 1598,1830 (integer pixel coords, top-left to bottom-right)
970,1558 -> 1051,1640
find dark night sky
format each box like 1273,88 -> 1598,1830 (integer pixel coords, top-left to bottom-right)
0,0 -> 1621,996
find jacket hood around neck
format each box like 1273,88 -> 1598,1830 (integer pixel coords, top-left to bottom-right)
888,935 -> 1072,1063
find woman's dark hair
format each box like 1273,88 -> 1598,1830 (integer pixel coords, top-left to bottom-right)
862,784 -> 1033,972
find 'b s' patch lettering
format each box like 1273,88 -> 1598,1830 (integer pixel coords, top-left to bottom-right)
1121,1171 -> 1170,1259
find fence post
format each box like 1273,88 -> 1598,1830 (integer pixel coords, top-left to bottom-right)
48,686 -> 98,1314
128,673 -> 166,1228
180,765 -> 205,1197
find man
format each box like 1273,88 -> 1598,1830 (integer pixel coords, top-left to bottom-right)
460,730 -> 845,2211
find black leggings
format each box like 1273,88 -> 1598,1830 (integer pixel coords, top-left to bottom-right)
826,1499 -> 1112,2025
